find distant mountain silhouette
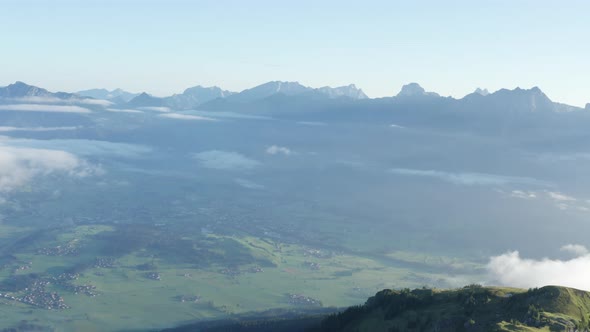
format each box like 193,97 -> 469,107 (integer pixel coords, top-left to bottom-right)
126,92 -> 168,108
473,88 -> 490,96
78,88 -> 139,102
194,82 -> 589,138
460,86 -> 571,113
123,85 -> 236,110
1,81 -> 586,126
396,83 -> 440,98
115,81 -> 369,110
225,81 -> 312,103
164,85 -> 235,109
316,84 -> 368,99
0,81 -> 77,100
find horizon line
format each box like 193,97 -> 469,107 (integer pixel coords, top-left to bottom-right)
1,80 -> 588,108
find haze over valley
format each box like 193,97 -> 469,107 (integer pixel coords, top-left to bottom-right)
0,78 -> 589,330
3,1 -> 590,331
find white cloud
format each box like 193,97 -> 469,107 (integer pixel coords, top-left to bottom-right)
158,113 -> 215,121
105,108 -> 144,114
389,168 -> 546,186
506,190 -> 590,211
487,249 -> 590,291
235,178 -> 265,190
510,190 -> 537,199
335,159 -> 366,168
390,124 -> 405,129
77,98 -> 113,106
297,121 -> 326,126
0,144 -> 96,193
546,191 -> 576,202
266,145 -> 292,155
536,152 -> 590,162
193,150 -> 260,171
7,96 -> 64,104
509,190 -> 590,212
561,244 -> 589,257
556,203 -> 569,210
8,96 -> 112,107
138,106 -> 171,112
0,126 -> 79,132
0,104 -> 91,113
191,111 -> 270,120
2,138 -> 152,158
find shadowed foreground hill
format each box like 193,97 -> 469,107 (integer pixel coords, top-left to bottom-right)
163,286 -> 590,332
313,285 -> 590,332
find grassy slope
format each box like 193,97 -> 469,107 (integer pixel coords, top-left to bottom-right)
163,285 -> 590,332
311,285 -> 590,332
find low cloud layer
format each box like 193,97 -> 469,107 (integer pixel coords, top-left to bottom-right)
0,144 -> 94,193
0,126 -> 79,132
138,106 -> 170,112
561,244 -> 589,257
8,96 -> 112,107
390,168 -> 546,186
191,111 -> 270,120
266,145 -> 292,155
159,113 -> 215,121
487,247 -> 590,290
0,104 -> 91,113
106,108 -> 144,114
547,191 -> 576,202
536,152 -> 590,162
235,178 -> 265,190
297,121 -> 326,126
77,98 -> 113,106
508,189 -> 590,212
2,138 -> 152,158
509,190 -> 537,199
193,150 -> 260,171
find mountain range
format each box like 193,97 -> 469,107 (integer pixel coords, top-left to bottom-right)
0,81 -> 587,119
77,88 -> 139,103
0,81 -> 77,100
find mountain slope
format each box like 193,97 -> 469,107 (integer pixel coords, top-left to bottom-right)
0,81 -> 77,99
164,85 -> 235,109
125,92 -> 168,108
199,82 -> 583,123
226,81 -> 312,103
316,84 -> 368,99
313,285 -> 590,332
396,83 -> 440,98
77,88 -> 139,102
162,285 -> 590,332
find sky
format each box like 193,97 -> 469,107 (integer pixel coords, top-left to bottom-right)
1,0 -> 589,106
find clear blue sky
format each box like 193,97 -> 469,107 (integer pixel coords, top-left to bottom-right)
1,0 -> 589,106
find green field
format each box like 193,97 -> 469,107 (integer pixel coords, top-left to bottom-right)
0,221 -> 484,331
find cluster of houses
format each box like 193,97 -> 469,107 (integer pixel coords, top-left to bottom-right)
144,272 -> 161,281
286,293 -> 323,307
63,283 -> 97,297
303,261 -> 321,270
302,247 -> 333,259
0,280 -> 69,310
0,271 -> 100,310
176,295 -> 201,303
93,257 -> 116,268
36,243 -> 78,256
220,265 -> 264,278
